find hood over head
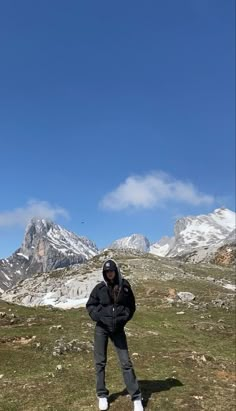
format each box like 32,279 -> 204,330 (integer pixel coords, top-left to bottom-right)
102,259 -> 122,286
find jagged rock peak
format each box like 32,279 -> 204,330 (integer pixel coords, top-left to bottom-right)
27,217 -> 54,229
0,218 -> 98,292
22,218 -> 54,248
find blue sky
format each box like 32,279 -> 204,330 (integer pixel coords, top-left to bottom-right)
0,0 -> 235,258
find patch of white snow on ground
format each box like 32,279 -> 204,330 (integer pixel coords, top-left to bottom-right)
40,295 -> 88,309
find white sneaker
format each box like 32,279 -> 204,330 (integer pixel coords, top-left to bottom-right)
133,399 -> 144,411
98,397 -> 108,410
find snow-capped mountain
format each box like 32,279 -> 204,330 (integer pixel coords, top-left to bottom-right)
0,218 -> 98,292
168,208 -> 235,256
108,209 -> 235,263
110,234 -> 150,253
150,208 -> 235,263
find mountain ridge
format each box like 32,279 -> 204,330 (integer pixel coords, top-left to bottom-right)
0,218 -> 98,291
110,208 -> 235,263
0,207 -> 235,292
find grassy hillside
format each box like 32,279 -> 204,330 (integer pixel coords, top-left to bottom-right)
0,255 -> 235,410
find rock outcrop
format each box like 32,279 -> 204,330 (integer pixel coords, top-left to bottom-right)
0,218 -> 98,291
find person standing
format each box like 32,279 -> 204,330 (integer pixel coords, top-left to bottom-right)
86,259 -> 143,411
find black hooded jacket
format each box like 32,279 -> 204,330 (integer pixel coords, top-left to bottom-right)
86,259 -> 136,333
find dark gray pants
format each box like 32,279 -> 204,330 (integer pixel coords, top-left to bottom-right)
94,324 -> 142,401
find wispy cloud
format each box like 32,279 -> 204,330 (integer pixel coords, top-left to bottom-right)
0,200 -> 69,228
100,172 -> 215,211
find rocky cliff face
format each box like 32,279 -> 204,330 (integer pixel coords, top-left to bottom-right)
0,218 -> 98,292
211,229 -> 236,266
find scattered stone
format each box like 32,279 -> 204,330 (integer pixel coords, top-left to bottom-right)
165,297 -> 175,304
168,288 -> 177,298
49,325 -> 63,331
201,355 -> 207,363
177,292 -> 195,302
146,287 -> 156,296
176,311 -> 185,315
147,331 -> 159,336
52,338 -> 93,355
0,312 -> 6,318
0,374 -> 4,379
207,276 -> 215,282
56,364 -> 63,371
212,299 -> 225,307
162,322 -> 171,328
26,317 -> 36,323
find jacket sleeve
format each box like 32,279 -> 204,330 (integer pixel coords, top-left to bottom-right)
86,286 -> 102,322
128,285 -> 136,320
126,281 -> 136,320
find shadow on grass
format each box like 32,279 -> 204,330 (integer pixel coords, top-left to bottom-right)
109,378 -> 183,408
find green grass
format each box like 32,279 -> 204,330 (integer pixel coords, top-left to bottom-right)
0,272 -> 235,411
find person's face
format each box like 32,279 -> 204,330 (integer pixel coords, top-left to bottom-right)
105,270 -> 116,281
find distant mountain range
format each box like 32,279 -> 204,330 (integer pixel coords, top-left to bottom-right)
110,208 -> 235,263
0,208 -> 235,292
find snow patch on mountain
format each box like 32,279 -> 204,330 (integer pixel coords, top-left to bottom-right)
110,234 -> 150,253
109,234 -> 150,253
168,208 -> 235,258
150,236 -> 175,257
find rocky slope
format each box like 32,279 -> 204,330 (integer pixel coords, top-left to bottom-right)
1,249 -> 235,309
0,218 -> 98,292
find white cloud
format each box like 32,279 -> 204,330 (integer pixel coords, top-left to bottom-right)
0,200 -> 69,228
100,172 -> 215,210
